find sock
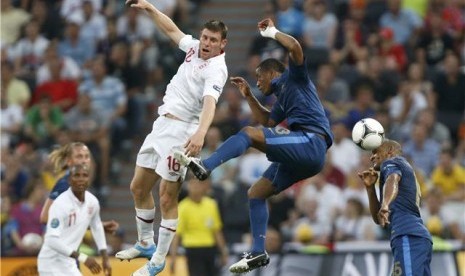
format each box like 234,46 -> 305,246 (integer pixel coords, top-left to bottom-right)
151,218 -> 178,265
249,198 -> 268,254
203,131 -> 252,170
135,208 -> 155,245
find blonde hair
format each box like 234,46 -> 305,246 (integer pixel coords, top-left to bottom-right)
48,142 -> 87,173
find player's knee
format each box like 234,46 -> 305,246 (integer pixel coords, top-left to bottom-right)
130,181 -> 150,201
241,126 -> 262,142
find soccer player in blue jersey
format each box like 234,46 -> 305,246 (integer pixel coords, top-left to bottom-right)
358,139 -> 432,276
175,18 -> 333,273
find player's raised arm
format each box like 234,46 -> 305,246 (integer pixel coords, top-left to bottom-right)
126,0 -> 185,45
258,18 -> 303,66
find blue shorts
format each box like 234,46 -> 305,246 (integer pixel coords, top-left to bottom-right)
391,235 -> 432,276
262,127 -> 327,193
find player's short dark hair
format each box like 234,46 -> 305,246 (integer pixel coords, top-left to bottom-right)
203,20 -> 228,39
257,58 -> 286,73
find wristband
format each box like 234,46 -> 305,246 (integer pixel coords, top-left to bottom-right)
78,253 -> 88,263
260,26 -> 279,39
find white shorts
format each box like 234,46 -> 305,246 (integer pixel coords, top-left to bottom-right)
38,256 -> 81,276
136,115 -> 198,182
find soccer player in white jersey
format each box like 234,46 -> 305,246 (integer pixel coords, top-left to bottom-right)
38,164 -> 111,276
115,1 -> 228,275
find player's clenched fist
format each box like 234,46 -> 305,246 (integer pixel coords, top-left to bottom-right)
358,168 -> 378,187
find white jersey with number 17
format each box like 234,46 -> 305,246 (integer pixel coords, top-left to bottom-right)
158,35 -> 228,123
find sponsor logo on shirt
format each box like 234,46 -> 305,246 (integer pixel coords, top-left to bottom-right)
50,218 -> 60,228
213,85 -> 221,93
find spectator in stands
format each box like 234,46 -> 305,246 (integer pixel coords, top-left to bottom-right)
417,12 -> 455,67
1,61 -> 31,111
171,176 -> 229,276
316,63 -> 350,107
24,95 -> 64,150
30,1 -> 63,41
415,108 -> 451,147
65,94 -> 110,188
291,198 -> 331,245
320,152 -> 345,189
302,0 -> 338,50
275,0 -> 305,38
36,42 -> 81,86
334,197 -> 376,241
406,62 -> 435,108
433,53 -> 465,143
0,0 -> 30,46
8,19 -> 49,80
237,148 -> 271,187
297,174 -> 344,223
431,147 -> 465,202
1,148 -> 30,202
379,0 -> 423,45
58,20 -> 95,67
389,80 -> 428,139
107,42 -> 147,137
7,181 -> 46,256
344,82 -> 377,129
79,56 -> 127,153
1,89 -> 24,149
403,122 -> 440,177
117,7 -> 156,44
343,152 -> 371,209
328,120 -> 361,176
79,0 -> 108,48
213,86 -> 249,138
420,188 -> 455,239
32,50 -> 79,112
377,27 -> 407,72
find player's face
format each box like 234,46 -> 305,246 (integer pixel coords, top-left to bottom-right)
69,146 -> 91,167
199,29 -> 226,60
70,169 -> 90,193
370,144 -> 388,171
255,68 -> 274,96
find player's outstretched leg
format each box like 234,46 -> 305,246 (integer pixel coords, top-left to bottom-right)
173,151 -> 210,180
132,260 -> 166,276
229,251 -> 270,273
115,242 -> 156,261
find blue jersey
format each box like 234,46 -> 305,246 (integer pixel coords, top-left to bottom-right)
269,58 -> 333,148
379,156 -> 432,242
49,171 -> 70,200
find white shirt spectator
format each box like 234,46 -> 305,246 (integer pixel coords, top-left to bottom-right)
8,36 -> 49,69
116,13 -> 156,42
61,0 -> 102,20
36,57 -> 81,85
237,150 -> 272,186
328,138 -> 361,175
0,103 -> 23,149
80,12 -> 108,45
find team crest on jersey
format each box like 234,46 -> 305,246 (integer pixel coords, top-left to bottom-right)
50,218 -> 60,228
275,126 -> 290,135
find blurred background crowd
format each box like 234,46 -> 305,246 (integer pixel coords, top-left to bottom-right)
1,0 -> 464,258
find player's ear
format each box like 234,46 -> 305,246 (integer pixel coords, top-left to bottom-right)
220,38 -> 227,50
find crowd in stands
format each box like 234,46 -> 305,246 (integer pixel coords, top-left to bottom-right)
1,0 -> 464,257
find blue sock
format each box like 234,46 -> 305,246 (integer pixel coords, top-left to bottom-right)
249,198 -> 268,254
203,131 -> 252,171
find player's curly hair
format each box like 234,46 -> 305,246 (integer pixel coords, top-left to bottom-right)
257,58 -> 286,73
48,142 -> 88,173
203,20 -> 228,39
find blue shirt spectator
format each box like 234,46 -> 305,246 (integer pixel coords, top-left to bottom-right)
380,0 -> 422,45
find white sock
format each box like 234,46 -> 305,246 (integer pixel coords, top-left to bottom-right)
135,208 -> 155,245
151,218 -> 178,265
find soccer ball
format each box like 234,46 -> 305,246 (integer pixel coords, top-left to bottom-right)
21,233 -> 43,250
352,118 -> 385,150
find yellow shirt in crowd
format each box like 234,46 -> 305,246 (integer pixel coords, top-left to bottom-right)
177,196 -> 222,248
431,164 -> 465,196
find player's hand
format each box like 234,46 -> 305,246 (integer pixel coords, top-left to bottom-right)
258,18 -> 275,31
358,168 -> 378,187
377,205 -> 390,227
84,257 -> 102,274
184,131 -> 205,157
125,0 -> 150,9
102,256 -> 112,276
102,220 -> 119,235
230,77 -> 252,98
